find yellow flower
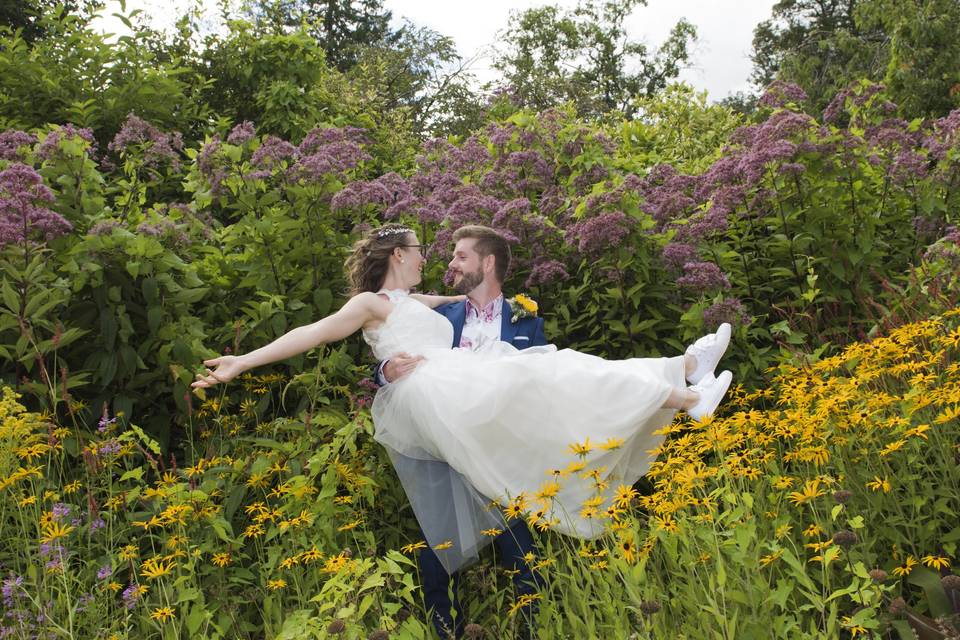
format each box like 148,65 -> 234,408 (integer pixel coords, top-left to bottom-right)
802,524 -> 823,538
481,528 -> 503,537
618,537 -> 638,563
211,553 -> 231,567
921,555 -> 951,570
400,541 -> 426,554
564,460 -> 587,475
300,548 -> 323,564
866,476 -> 891,493
568,438 -> 593,458
788,479 -> 826,506
140,557 -> 176,580
841,616 -> 868,638
63,480 -> 81,494
880,438 -> 907,457
433,540 -> 454,551
507,593 -> 542,616
267,579 -> 287,590
513,294 -> 538,314
40,521 -> 75,545
279,556 -> 300,570
759,550 -> 783,567
775,524 -> 792,539
892,556 -> 918,577
242,523 -> 265,539
18,495 -> 36,507
613,484 -> 639,509
149,607 -> 175,623
337,518 -> 363,532
535,481 -> 560,500
600,437 -> 625,451
107,581 -> 122,592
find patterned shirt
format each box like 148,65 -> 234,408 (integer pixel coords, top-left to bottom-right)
459,295 -> 504,350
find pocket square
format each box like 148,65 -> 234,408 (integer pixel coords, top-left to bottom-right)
513,336 -> 529,341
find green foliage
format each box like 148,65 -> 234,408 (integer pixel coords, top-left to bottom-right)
750,0 -> 960,118
493,0 -> 697,118
0,10 -> 209,145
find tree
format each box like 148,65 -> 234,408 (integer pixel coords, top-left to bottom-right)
0,0 -> 102,42
493,0 -> 696,119
241,0 -> 395,71
750,0 -> 960,117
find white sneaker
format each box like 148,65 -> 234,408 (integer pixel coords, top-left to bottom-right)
687,370 -> 732,421
685,323 -> 732,385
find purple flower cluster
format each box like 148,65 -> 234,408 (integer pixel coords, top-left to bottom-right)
0,163 -> 72,247
676,261 -> 731,293
660,242 -> 699,272
96,564 -> 112,581
0,130 -> 37,161
702,298 -> 749,329
525,259 -> 569,287
108,114 -> 183,170
226,121 -> 256,146
288,127 -> 371,185
121,583 -> 142,609
758,81 -> 808,109
251,135 -> 297,170
923,108 -> 960,162
37,124 -> 96,161
331,171 -> 414,215
565,211 -> 631,257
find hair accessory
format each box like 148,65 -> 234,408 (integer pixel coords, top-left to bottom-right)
376,226 -> 413,238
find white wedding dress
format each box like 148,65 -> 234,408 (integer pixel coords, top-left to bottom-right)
365,290 -> 685,572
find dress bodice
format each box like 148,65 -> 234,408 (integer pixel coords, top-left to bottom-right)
362,290 -> 455,360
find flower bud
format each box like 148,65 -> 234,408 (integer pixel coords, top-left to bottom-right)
464,623 -> 486,639
869,569 -> 888,583
942,575 -> 960,592
832,490 -> 853,504
888,597 -> 907,616
639,600 -> 661,615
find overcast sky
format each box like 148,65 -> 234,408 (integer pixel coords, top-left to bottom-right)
93,0 -> 776,101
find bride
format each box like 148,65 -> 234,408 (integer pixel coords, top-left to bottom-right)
193,223 -> 733,570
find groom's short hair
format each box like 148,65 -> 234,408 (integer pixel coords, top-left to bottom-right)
453,225 -> 510,283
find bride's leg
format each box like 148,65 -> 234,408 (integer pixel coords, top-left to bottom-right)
662,386 -> 698,410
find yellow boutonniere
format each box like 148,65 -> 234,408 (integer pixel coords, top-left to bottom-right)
507,294 -> 538,323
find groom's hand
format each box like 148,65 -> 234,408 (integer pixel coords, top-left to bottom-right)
382,353 -> 425,383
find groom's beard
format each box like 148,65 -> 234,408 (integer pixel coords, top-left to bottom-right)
452,267 -> 484,294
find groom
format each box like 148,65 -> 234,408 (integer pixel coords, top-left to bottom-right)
378,224 -> 544,639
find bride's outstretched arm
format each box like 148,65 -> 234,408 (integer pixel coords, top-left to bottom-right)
192,292 -> 387,389
409,293 -> 465,308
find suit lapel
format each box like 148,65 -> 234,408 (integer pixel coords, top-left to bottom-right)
500,300 -> 517,343
448,300 -> 467,348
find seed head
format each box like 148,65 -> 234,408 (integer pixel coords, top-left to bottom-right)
368,631 -> 389,640
833,490 -> 853,504
639,600 -> 661,615
326,619 -> 346,634
394,608 -> 411,623
869,569 -> 888,583
464,623 -> 486,639
832,530 -> 858,548
942,575 -> 960,592
888,597 -> 907,616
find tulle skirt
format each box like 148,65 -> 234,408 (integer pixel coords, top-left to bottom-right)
372,343 -> 685,572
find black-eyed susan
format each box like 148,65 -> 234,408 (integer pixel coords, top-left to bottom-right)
892,556 -> 918,577
149,606 -> 175,623
922,555 -> 951,570
866,476 -> 891,493
267,579 -> 287,590
211,552 -> 231,567
400,541 -> 426,554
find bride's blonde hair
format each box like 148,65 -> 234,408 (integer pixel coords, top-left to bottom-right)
345,223 -> 415,295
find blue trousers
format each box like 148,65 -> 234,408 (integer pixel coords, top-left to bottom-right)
419,519 -> 540,638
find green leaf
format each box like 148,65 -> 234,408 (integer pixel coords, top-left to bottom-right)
907,566 -> 952,618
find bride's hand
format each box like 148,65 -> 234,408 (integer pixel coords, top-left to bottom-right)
192,355 -> 245,389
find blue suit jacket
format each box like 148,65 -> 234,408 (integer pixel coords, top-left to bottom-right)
434,298 -> 547,350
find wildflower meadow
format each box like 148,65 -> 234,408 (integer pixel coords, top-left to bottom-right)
2,3 -> 960,638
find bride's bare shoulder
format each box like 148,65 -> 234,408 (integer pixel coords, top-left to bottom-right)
348,291 -> 394,326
